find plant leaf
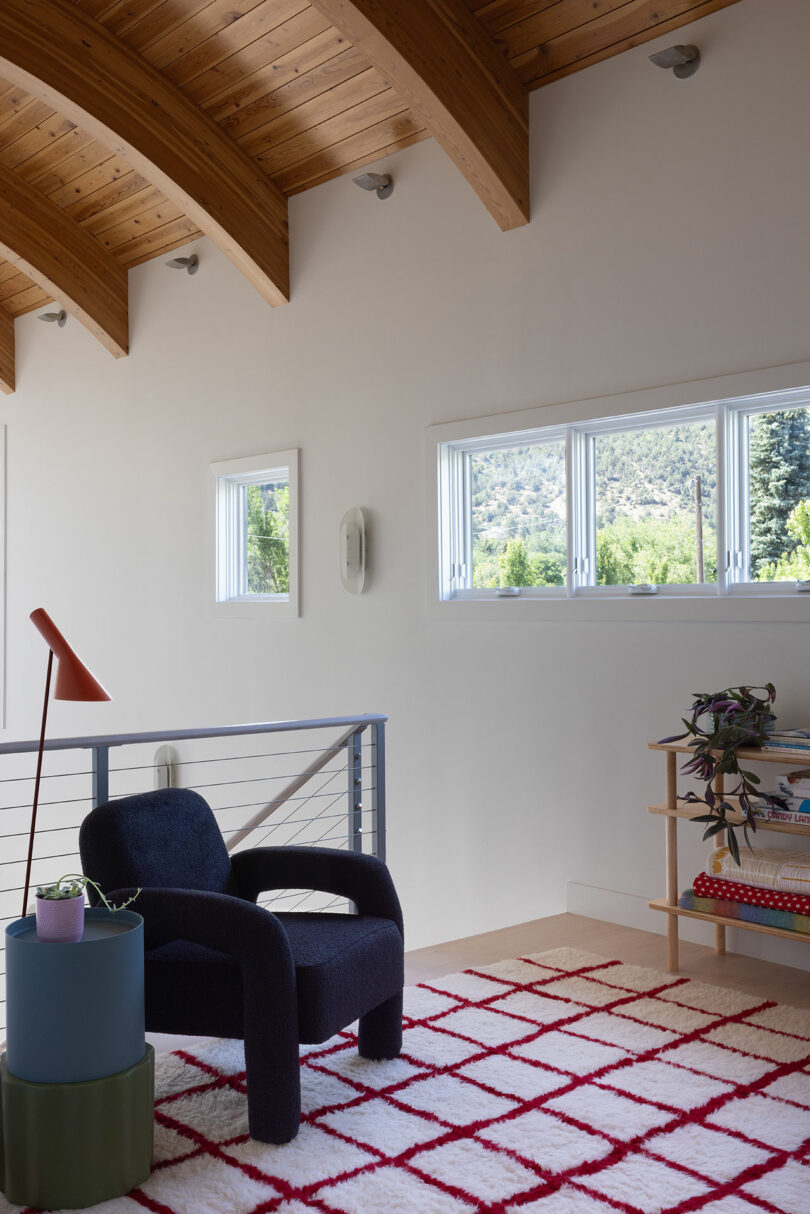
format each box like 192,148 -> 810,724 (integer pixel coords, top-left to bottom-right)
727,828 -> 741,865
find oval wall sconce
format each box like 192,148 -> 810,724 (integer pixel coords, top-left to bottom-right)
340,507 -> 366,594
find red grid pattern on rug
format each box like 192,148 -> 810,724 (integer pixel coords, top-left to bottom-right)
16,948 -> 810,1214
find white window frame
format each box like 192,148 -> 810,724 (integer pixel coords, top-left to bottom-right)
439,425 -> 569,601
428,369 -> 810,622
211,449 -> 299,618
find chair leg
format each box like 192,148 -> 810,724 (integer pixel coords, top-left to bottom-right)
358,990 -> 403,1060
243,1030 -> 301,1144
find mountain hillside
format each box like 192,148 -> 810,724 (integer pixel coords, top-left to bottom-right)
470,422 -> 716,587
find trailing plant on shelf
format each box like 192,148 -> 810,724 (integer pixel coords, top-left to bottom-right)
660,684 -> 789,865
36,874 -> 140,910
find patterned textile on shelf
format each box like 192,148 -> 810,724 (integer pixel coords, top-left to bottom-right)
693,870 -> 810,916
679,888 -> 810,935
706,845 -> 810,893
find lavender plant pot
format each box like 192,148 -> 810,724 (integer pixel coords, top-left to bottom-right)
35,893 -> 85,943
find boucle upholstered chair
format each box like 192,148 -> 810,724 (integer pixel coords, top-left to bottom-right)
79,788 -> 404,1143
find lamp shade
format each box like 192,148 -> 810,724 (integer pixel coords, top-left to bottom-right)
29,609 -> 111,702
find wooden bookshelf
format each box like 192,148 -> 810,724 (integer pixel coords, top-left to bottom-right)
648,741 -> 810,765
648,898 -> 810,946
647,801 -> 810,838
647,741 -> 810,972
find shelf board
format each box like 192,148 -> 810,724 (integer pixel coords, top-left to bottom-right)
649,741 -> 810,765
647,802 -> 810,837
649,897 -> 810,943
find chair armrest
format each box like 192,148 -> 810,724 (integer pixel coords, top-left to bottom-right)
105,886 -> 296,975
230,847 -> 403,938
114,887 -> 298,1096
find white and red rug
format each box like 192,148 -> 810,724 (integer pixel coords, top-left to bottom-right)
6,947 -> 810,1214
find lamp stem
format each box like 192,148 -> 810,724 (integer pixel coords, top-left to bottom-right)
21,648 -> 53,917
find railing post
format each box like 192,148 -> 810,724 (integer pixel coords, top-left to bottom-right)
348,730 -> 363,853
371,719 -> 385,863
92,746 -> 109,808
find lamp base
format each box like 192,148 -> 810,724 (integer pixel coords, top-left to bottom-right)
0,1045 -> 154,1208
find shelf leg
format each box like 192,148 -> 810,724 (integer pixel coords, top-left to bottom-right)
667,915 -> 679,973
665,752 -> 679,972
714,771 -> 727,956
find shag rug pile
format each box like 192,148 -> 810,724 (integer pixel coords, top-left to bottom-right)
6,947 -> 810,1214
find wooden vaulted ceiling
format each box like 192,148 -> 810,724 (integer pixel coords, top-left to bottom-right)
0,0 -> 740,393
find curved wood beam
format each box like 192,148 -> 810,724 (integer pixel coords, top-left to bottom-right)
0,0 -> 289,307
309,0 -> 529,230
0,309 -> 14,396
0,162 -> 128,365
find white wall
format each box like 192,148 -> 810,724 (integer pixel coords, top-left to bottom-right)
3,0 -> 810,962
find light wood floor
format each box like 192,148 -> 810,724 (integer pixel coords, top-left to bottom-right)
147,912 -> 810,1053
405,912 -> 810,1009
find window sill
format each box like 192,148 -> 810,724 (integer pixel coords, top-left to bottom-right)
431,592 -> 810,623
210,598 -> 298,620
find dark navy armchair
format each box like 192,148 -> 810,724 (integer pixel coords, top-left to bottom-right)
78,788 -> 404,1143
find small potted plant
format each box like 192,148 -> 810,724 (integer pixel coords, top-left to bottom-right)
35,874 -> 139,944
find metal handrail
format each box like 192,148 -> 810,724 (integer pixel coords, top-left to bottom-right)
225,723 -> 363,852
0,714 -> 387,755
0,713 -> 387,863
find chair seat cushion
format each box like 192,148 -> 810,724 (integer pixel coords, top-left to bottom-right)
145,911 -> 403,1043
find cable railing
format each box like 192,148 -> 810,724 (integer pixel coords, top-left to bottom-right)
0,714 -> 387,1031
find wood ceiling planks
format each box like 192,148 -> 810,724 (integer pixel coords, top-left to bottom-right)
0,0 -> 741,331
502,0 -> 743,86
0,158 -> 129,356
0,0 -> 291,304
308,0 -> 529,229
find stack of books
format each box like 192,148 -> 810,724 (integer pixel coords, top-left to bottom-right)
752,803 -> 810,826
761,726 -> 810,753
679,845 -> 810,936
748,771 -> 810,825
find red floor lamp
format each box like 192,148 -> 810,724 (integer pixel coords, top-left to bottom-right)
21,608 -> 110,917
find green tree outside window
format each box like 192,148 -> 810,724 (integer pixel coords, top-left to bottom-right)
246,482 -> 289,594
749,410 -> 810,577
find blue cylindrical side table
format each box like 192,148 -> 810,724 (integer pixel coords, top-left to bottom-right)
6,907 -> 145,1083
0,907 -> 154,1209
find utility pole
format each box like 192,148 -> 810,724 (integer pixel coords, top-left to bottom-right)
695,476 -> 705,583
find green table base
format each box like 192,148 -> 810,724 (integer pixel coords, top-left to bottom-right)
0,1045 -> 154,1210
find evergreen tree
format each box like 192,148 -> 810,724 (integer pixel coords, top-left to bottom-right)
757,498 -> 810,581
749,410 -> 810,575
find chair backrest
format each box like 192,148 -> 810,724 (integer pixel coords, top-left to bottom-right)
79,788 -> 240,899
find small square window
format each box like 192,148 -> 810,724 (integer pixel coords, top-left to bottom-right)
211,449 -> 299,616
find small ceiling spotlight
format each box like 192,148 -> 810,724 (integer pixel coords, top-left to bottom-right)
38,309 -> 67,327
165,254 -> 199,274
352,172 -> 393,200
649,44 -> 700,78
